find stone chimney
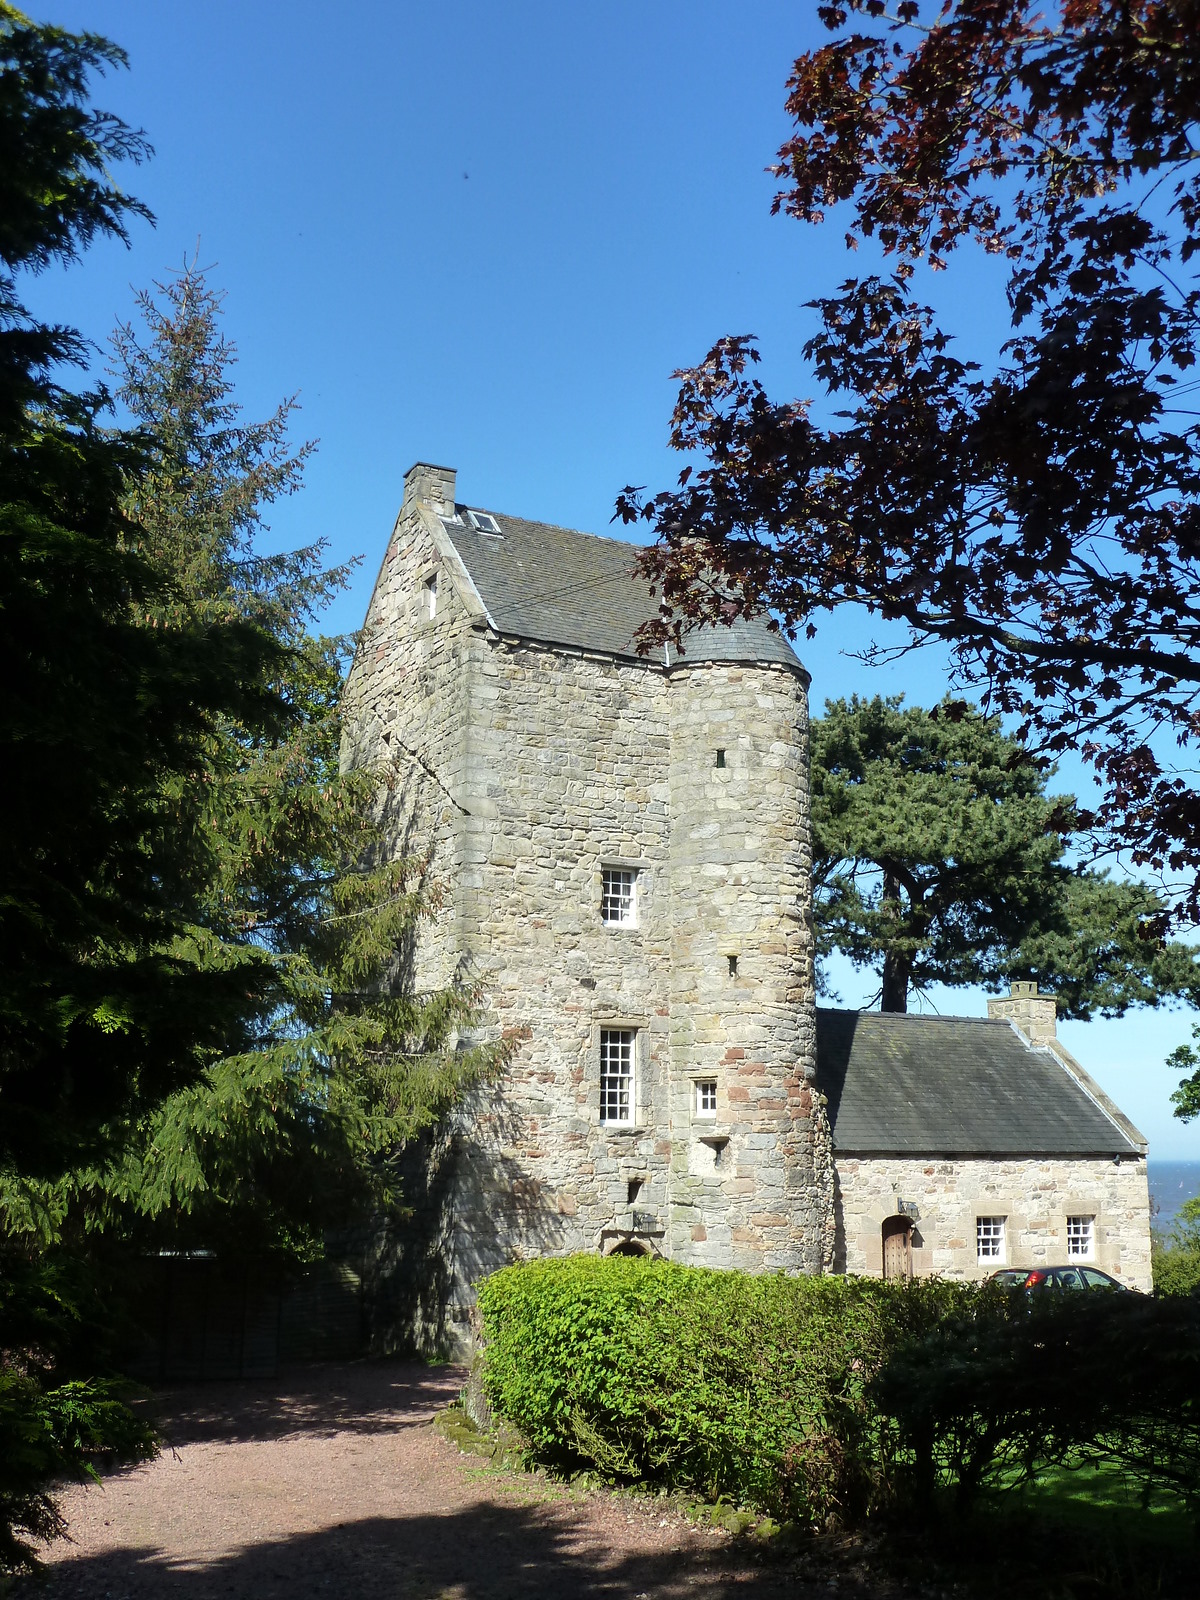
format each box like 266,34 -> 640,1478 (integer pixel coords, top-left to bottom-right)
987,980 -> 1058,1046
403,462 -> 457,518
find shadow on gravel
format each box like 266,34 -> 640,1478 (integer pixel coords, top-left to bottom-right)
146,1359 -> 465,1446
24,1504 -> 824,1600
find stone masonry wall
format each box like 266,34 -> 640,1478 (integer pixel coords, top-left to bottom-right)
447,630 -> 677,1308
834,1153 -> 1152,1290
444,641 -> 830,1328
341,502 -> 476,999
665,661 -> 831,1273
343,480 -> 830,1350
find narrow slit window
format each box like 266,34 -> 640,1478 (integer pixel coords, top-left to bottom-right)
715,748 -> 726,768
601,866 -> 637,926
695,1079 -> 717,1119
976,1215 -> 1006,1264
626,1177 -> 643,1206
727,954 -> 738,979
600,1029 -> 635,1125
1066,1215 -> 1095,1259
421,573 -> 438,620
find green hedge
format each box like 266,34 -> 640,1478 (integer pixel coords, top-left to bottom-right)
875,1287 -> 1200,1521
478,1255 -> 962,1526
478,1256 -> 1200,1535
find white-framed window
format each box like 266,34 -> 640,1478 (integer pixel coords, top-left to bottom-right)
600,1028 -> 635,1125
1066,1215 -> 1095,1259
976,1215 -> 1006,1264
420,572 -> 438,621
694,1079 -> 717,1119
601,866 -> 638,927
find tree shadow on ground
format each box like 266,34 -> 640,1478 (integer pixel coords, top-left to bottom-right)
21,1502 -> 859,1600
142,1358 -> 464,1446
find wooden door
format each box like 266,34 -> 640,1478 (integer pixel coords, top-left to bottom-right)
882,1216 -> 913,1280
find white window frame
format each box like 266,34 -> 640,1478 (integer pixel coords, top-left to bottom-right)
467,509 -> 502,535
1066,1215 -> 1095,1260
976,1215 -> 1006,1264
420,572 -> 438,621
600,866 -> 638,928
694,1079 -> 718,1119
599,1028 -> 636,1125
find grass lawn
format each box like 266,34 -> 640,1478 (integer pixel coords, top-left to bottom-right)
901,1458 -> 1197,1597
982,1453 -> 1194,1556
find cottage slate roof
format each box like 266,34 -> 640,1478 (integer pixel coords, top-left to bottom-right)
816,1009 -> 1137,1156
439,507 -> 803,672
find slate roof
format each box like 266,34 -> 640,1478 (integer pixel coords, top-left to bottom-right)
816,1008 -> 1137,1156
439,507 -> 803,672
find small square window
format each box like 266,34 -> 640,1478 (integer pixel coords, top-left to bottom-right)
695,1080 -> 717,1119
976,1215 -> 1006,1263
467,509 -> 502,535
601,866 -> 637,927
1066,1215 -> 1095,1259
600,1029 -> 635,1125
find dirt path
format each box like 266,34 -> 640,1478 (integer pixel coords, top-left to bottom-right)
18,1360 -> 905,1600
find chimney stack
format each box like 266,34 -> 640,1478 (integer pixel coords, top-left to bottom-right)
403,462 -> 457,518
987,980 -> 1057,1046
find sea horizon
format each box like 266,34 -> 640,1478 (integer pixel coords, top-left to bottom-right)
1148,1158 -> 1200,1232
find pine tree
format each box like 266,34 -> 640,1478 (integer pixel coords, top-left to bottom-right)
813,696 -> 1200,1017
0,10 -> 279,1571
1164,1036 -> 1200,1125
68,261 -> 506,1260
0,11 -> 286,1210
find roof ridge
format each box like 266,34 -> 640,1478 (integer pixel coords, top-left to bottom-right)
816,1006 -> 1017,1026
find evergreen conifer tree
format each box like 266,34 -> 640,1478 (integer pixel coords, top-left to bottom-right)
69,261 -> 506,1260
0,11 -> 285,1220
1,8 -> 280,1569
813,696 -> 1200,1017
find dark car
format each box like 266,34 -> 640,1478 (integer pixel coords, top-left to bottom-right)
986,1265 -> 1129,1291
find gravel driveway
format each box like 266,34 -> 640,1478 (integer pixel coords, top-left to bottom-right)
14,1360 -> 919,1600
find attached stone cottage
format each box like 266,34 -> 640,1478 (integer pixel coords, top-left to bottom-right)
821,991 -> 1151,1289
342,464 -> 1152,1345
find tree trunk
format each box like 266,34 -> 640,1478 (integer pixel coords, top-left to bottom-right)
881,951 -> 910,1012
880,868 -> 910,1012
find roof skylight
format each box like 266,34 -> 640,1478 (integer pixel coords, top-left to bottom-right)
467,509 -> 502,536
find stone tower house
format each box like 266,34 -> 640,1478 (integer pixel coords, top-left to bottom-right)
343,464 -> 834,1344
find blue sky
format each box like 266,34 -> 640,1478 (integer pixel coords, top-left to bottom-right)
28,1 -> 1200,1160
